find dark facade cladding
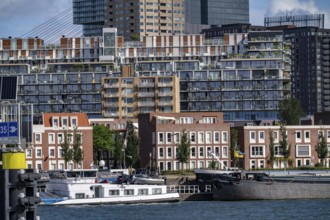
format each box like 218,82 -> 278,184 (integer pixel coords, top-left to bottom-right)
72,0 -> 105,36
265,14 -> 325,29
186,0 -> 249,26
284,27 -> 330,114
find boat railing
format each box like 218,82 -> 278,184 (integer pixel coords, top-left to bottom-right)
167,185 -> 212,193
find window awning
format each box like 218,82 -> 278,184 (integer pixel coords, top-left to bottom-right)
155,116 -> 176,120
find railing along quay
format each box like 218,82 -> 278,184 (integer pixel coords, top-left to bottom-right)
167,185 -> 214,201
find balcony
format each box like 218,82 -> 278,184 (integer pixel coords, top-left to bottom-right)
158,101 -> 173,106
138,101 -> 155,107
103,112 -> 119,117
158,82 -> 173,87
137,82 -> 155,88
138,92 -> 155,98
158,92 -> 172,97
103,102 -> 118,108
104,83 -> 119,88
103,93 -> 119,98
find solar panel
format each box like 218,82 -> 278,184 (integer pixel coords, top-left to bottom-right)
0,76 -> 18,100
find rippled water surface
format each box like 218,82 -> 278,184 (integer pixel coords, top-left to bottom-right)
38,200 -> 330,220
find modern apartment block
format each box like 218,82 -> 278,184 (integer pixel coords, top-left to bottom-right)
185,0 -> 250,34
105,0 -> 185,39
237,125 -> 330,169
26,113 -> 93,170
138,112 -> 231,171
102,75 -> 180,119
283,27 -> 330,114
73,0 -> 106,36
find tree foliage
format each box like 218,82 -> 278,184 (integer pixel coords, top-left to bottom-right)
113,131 -> 125,168
93,125 -> 114,161
278,98 -> 305,125
72,128 -> 84,167
268,129 -> 275,168
61,129 -> 73,169
279,125 -> 291,166
315,131 -> 328,167
176,129 -> 190,173
125,121 -> 140,169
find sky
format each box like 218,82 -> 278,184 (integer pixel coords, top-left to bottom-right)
0,0 -> 330,38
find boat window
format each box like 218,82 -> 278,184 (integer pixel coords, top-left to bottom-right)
124,189 -> 134,195
75,193 -> 85,199
138,189 -> 148,195
49,170 -> 66,179
152,188 -> 162,195
66,171 -> 81,178
109,190 -> 120,196
83,171 -> 97,178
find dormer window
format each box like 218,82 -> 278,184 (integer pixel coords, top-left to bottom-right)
71,117 -> 78,128
62,117 -> 68,127
52,117 -> 59,127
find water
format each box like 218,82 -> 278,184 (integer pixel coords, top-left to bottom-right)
38,200 -> 330,220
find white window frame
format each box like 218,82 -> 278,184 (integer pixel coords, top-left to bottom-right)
214,132 -> 220,143
58,147 -> 63,158
198,161 -> 204,169
35,161 -> 43,170
35,133 -> 42,144
273,131 -> 279,143
174,132 -> 180,143
158,132 -> 164,144
190,146 -> 196,158
26,149 -> 32,158
52,116 -> 59,127
48,133 -> 55,144
304,130 -> 310,143
250,131 -> 256,143
214,146 -> 220,157
259,160 -> 265,169
166,146 -> 172,159
58,160 -> 65,169
49,147 -> 55,158
206,131 -> 212,144
206,146 -> 212,158
198,132 -> 204,144
190,132 -> 196,144
26,161 -> 33,169
61,116 -> 69,127
222,146 -> 228,158
57,133 -> 64,144
35,147 -> 42,158
274,145 -> 284,157
166,132 -> 172,144
222,131 -> 228,144
327,131 -> 330,142
296,145 -> 311,157
259,131 -> 265,143
199,146 -> 204,158
295,130 -> 302,143
250,160 -> 256,169
250,145 -> 265,158
70,116 -> 78,128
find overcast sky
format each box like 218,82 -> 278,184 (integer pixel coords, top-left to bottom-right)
0,0 -> 329,38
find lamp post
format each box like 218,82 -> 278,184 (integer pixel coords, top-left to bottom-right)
149,152 -> 152,171
122,148 -> 126,168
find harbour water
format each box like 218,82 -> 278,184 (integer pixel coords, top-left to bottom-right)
38,200 -> 330,220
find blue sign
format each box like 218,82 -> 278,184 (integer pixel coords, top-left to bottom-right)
0,122 -> 18,138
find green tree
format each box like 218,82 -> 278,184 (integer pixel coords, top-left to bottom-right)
315,131 -> 328,167
268,129 -> 275,168
125,121 -> 140,169
72,128 -> 84,168
113,131 -> 125,168
230,128 -> 239,167
278,98 -> 305,125
176,130 -> 190,174
61,129 -> 73,169
208,160 -> 217,170
130,34 -> 140,41
93,125 -> 114,163
279,125 -> 291,167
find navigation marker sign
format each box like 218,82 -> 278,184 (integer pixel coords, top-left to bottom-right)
0,122 -> 18,138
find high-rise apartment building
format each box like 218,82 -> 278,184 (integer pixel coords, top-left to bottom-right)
105,0 -> 185,39
73,0 -> 106,36
185,0 -> 250,34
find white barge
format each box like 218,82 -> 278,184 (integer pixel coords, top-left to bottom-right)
44,169 -> 179,205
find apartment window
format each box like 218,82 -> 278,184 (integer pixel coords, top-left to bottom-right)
62,117 -> 68,127
250,160 -> 256,169
180,117 -> 193,124
222,146 -> 228,158
274,146 -> 284,157
259,131 -> 265,143
71,117 -> 78,127
222,131 -> 228,143
304,131 -> 310,142
36,148 -> 42,158
273,131 -> 279,143
174,132 -> 180,143
26,149 -> 32,158
214,146 -> 220,157
175,147 -> 178,159
206,146 -> 212,158
158,132 -> 164,144
251,146 -> 264,157
297,159 -> 302,167
166,133 -> 172,144
167,162 -> 172,171
58,162 -> 64,169
35,133 -> 42,144
190,161 -> 196,169
48,133 -> 55,144
58,133 -> 64,144
198,132 -> 204,143
199,161 -> 204,168
190,132 -> 196,144
191,147 -> 196,158
296,145 -> 310,157
259,160 -> 265,169
250,131 -> 256,143
49,148 -> 55,158
167,147 -> 172,158
199,146 -> 204,157
52,117 -> 59,127
159,147 -> 164,158
295,131 -> 302,143
214,132 -> 220,143
203,117 -> 216,124
206,132 -> 212,144
58,148 -> 63,158
50,163 -> 56,170
327,131 -> 330,142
